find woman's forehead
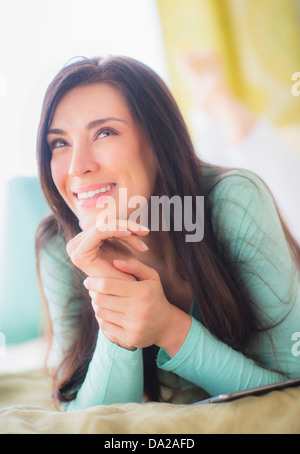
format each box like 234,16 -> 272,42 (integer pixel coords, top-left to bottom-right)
50,83 -> 131,129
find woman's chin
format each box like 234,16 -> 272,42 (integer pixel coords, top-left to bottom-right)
78,214 -> 97,231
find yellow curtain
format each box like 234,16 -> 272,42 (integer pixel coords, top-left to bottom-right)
156,0 -> 300,129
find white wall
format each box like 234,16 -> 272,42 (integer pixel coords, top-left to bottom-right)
0,0 -> 169,181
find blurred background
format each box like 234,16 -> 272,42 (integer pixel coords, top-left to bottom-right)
158,0 -> 300,130
0,0 -> 299,366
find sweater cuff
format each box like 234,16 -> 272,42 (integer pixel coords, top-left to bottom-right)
97,328 -> 141,359
156,316 -> 199,370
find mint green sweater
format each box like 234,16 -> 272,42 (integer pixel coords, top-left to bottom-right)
40,169 -> 300,410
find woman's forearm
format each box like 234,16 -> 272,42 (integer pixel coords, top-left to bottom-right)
64,329 -> 144,410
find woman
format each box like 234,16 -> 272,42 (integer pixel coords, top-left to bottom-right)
36,55 -> 300,410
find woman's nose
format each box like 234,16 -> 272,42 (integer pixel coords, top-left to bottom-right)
68,143 -> 98,177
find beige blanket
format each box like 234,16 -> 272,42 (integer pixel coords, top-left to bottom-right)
1,370 -> 300,434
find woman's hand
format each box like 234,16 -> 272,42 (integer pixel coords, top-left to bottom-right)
66,217 -> 151,349
66,218 -> 150,280
84,258 -> 192,356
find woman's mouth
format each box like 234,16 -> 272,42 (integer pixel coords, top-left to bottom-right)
74,183 -> 116,206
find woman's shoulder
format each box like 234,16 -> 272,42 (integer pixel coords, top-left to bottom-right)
202,165 -> 268,197
202,165 -> 273,215
202,165 -> 281,251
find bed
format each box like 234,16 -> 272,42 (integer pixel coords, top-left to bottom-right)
1,339 -> 300,434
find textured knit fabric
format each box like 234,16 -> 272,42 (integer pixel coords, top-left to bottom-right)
39,169 -> 300,410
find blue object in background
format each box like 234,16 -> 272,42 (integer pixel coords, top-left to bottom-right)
0,177 -> 49,344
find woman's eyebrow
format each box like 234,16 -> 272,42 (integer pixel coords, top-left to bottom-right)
47,127 -> 66,136
47,117 -> 127,136
87,117 -> 127,130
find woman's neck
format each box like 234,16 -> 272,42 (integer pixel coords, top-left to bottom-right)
135,230 -> 176,274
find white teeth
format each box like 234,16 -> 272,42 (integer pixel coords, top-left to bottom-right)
77,184 -> 114,200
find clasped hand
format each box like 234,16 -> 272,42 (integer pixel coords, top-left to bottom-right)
66,217 -> 178,352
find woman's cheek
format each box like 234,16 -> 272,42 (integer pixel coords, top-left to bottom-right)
51,156 -> 80,219
50,156 -> 69,196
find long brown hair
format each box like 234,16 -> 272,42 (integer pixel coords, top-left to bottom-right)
36,55 -> 300,403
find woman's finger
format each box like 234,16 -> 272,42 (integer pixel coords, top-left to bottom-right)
66,225 -> 134,266
84,276 -> 138,299
113,257 -> 159,281
94,302 -> 126,325
116,234 -> 149,252
100,320 -> 126,344
96,219 -> 150,252
67,220 -> 149,262
96,216 -> 149,236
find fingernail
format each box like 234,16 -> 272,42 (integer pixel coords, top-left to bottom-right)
139,225 -> 150,231
139,240 -> 149,251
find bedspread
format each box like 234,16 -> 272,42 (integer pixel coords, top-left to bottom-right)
0,369 -> 300,434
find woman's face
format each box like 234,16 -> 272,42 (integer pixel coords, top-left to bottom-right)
47,83 -> 157,230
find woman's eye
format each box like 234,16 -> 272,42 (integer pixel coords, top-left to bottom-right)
96,129 -> 116,139
50,139 -> 67,150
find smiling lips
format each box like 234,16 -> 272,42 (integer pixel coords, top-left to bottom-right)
74,183 -> 116,206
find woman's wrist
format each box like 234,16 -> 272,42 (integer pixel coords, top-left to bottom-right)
158,305 -> 192,358
101,328 -> 137,351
